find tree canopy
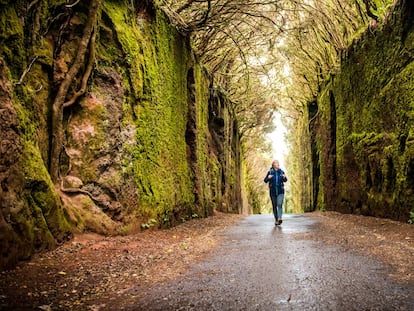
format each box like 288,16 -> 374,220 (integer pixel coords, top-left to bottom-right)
161,0 -> 392,133
160,0 -> 393,212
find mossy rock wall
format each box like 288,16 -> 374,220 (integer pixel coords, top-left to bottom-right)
312,0 -> 414,221
0,0 -> 244,270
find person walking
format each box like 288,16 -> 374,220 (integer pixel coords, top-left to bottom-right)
264,160 -> 288,225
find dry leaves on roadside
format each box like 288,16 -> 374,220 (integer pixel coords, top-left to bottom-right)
305,211 -> 414,283
0,212 -> 244,310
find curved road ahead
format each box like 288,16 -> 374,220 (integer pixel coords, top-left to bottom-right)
130,214 -> 414,310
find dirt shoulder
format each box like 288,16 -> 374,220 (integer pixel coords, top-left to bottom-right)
305,211 -> 414,283
0,212 -> 244,310
0,211 -> 413,310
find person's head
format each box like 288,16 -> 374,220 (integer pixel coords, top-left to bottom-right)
272,160 -> 280,170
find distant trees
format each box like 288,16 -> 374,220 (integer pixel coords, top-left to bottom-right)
162,0 -> 284,136
274,0 -> 393,210
160,0 -> 393,130
275,0 -> 392,105
160,0 -> 393,212
161,0 -> 391,212
161,0 -> 391,124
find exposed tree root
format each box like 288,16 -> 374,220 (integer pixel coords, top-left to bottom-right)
63,28 -> 96,108
59,179 -> 101,205
49,0 -> 101,183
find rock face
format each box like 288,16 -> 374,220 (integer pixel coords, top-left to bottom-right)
0,0 -> 244,269
310,0 -> 414,221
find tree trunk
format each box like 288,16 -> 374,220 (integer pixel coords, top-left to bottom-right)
49,0 -> 101,183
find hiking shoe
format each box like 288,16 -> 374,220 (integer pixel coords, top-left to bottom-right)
278,219 -> 283,225
275,220 -> 279,226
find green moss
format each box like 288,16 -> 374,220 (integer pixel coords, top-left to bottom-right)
0,5 -> 24,77
311,1 -> 414,221
23,140 -> 73,228
3,138 -> 72,263
370,0 -> 394,18
0,6 -> 22,39
8,78 -> 73,253
0,0 -> 241,270
102,1 -> 146,98
101,1 -> 196,225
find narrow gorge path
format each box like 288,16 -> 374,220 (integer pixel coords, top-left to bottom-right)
123,214 -> 414,311
1,213 -> 413,311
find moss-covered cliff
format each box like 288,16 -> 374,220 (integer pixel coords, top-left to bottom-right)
0,0 -> 244,270
310,0 -> 414,221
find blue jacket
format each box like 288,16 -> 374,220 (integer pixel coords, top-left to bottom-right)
264,168 -> 287,196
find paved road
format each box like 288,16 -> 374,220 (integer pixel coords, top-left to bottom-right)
131,214 -> 414,310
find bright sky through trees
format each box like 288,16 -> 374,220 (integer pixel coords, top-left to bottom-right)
267,111 -> 288,168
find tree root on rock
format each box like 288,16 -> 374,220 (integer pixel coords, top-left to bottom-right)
59,179 -> 102,205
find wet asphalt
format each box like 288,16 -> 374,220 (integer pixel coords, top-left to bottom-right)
131,214 -> 414,311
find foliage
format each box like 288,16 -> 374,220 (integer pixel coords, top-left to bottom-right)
159,0 -> 392,126
141,218 -> 158,229
408,211 -> 414,224
158,0 -> 394,213
280,0 -> 394,212
161,0 -> 282,138
277,0 -> 393,104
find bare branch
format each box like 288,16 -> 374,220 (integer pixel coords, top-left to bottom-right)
14,56 -> 39,86
65,0 -> 81,8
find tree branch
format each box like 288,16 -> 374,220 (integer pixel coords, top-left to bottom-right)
14,56 -> 39,86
